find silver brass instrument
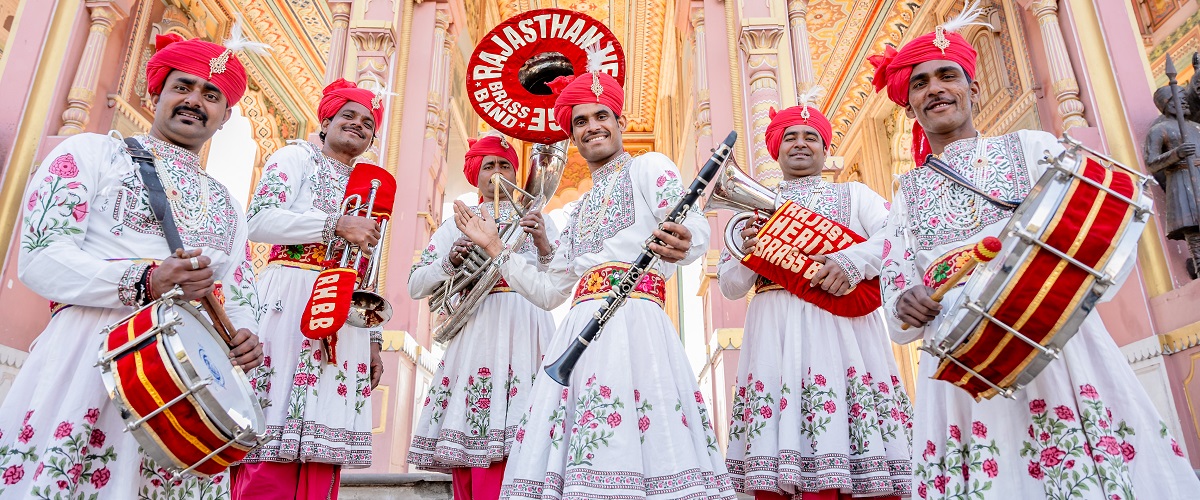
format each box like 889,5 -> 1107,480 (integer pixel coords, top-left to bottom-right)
429,140 -> 568,344
326,178 -> 393,329
707,156 -> 779,259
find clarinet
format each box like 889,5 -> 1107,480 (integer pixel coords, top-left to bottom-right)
544,131 -> 738,386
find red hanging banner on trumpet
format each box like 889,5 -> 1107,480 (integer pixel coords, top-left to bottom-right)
741,200 -> 882,317
301,267 -> 357,340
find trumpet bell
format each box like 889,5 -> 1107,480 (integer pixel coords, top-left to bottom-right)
347,290 -> 393,329
706,157 -> 777,214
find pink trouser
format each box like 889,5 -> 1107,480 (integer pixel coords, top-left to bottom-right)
230,462 -> 341,500
755,490 -> 902,500
450,460 -> 506,500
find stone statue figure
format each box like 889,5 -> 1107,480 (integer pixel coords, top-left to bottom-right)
1145,85 -> 1200,279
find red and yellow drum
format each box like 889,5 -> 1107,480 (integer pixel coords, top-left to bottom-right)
927,136 -> 1154,400
97,288 -> 264,476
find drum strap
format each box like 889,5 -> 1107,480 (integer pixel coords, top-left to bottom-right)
124,137 -> 186,253
925,155 -> 1022,210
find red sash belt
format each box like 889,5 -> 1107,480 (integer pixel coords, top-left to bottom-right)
753,277 -> 785,295
742,200 -> 881,317
492,277 -> 513,294
572,262 -> 667,308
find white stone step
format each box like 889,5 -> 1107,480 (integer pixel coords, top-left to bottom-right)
339,472 -> 452,500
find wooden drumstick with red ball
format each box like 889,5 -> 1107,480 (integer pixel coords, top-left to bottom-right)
901,236 -> 1002,330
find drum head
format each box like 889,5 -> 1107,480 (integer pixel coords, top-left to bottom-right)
166,303 -> 266,441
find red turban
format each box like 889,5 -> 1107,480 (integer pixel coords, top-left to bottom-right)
146,34 -> 249,107
547,72 -> 624,135
869,29 -> 978,165
318,78 -> 384,127
765,105 -> 833,160
463,135 -> 520,187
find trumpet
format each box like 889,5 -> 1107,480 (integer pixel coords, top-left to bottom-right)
326,179 -> 393,329
707,155 -> 780,259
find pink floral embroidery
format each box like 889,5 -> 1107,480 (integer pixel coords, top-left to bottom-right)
71,202 -> 88,222
2,464 -> 24,485
48,154 -> 79,178
53,422 -> 72,440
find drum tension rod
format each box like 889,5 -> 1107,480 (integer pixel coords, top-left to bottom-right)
96,316 -> 184,367
965,301 -> 1061,358
126,378 -> 214,431
940,353 -> 1015,400
179,426 -> 256,476
1049,164 -> 1151,219
1012,228 -> 1113,286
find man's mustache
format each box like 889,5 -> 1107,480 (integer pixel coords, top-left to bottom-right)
172,105 -> 208,123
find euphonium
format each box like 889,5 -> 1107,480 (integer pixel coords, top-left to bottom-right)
707,156 -> 780,259
428,140 -> 568,344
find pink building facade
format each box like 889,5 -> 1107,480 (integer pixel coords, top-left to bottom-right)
0,0 -> 1199,477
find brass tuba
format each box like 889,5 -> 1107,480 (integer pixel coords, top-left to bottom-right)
706,156 -> 780,259
428,140 -> 568,344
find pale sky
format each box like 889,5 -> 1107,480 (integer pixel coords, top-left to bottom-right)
205,105 -> 257,209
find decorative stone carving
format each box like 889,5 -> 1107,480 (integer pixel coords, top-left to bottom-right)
1027,0 -> 1088,130
59,1 -> 126,135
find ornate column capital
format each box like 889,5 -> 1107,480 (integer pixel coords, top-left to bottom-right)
788,0 -> 809,18
83,0 -> 125,33
328,0 -> 353,29
1029,0 -> 1060,21
738,24 -> 785,55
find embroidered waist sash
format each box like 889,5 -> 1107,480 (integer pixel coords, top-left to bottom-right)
268,243 -> 329,271
572,262 -> 667,308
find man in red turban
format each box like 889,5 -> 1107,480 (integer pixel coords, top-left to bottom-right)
722,97 -> 908,500
144,26 -> 268,154
232,73 -> 392,500
1,20 -> 267,498
461,133 -> 520,188
406,131 -> 557,500
450,58 -> 736,497
871,7 -> 1200,499
869,26 -> 979,165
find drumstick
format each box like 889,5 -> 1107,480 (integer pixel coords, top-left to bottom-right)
199,294 -> 236,346
174,249 -> 237,346
901,236 -> 1002,330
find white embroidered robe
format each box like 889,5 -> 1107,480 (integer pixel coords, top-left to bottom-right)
719,177 -> 914,497
879,130 -> 1200,500
242,141 -> 377,467
0,133 -> 260,499
407,201 -> 558,470
494,152 -> 737,500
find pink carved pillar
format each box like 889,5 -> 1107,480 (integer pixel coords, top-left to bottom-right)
324,0 -> 353,84
787,0 -> 815,93
348,27 -> 396,163
1027,0 -> 1088,130
59,1 -> 127,136
739,24 -> 785,187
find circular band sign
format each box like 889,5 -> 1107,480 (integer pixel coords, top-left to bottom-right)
466,9 -> 625,144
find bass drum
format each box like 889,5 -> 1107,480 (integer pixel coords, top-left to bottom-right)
926,135 -> 1153,400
